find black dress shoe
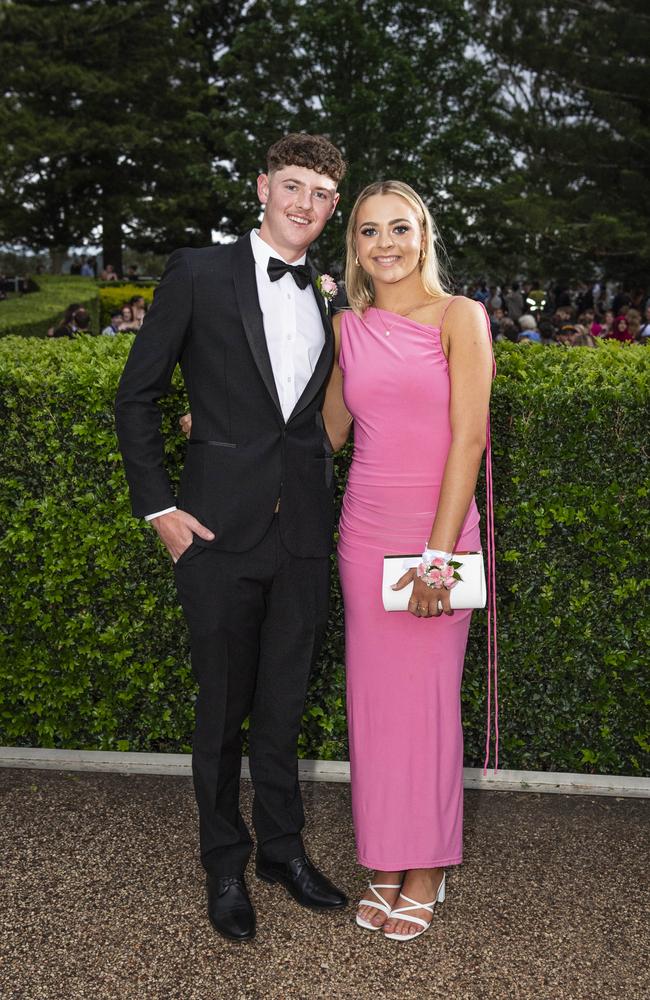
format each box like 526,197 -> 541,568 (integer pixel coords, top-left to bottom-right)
206,875 -> 256,941
255,853 -> 348,911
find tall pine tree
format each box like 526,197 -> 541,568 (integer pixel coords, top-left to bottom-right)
0,0 -> 215,271
469,0 -> 650,282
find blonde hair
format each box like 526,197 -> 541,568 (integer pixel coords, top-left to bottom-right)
344,180 -> 450,315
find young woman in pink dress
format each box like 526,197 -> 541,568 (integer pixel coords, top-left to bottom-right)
322,180 -> 494,941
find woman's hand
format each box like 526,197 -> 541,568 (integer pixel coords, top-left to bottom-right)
392,568 -> 454,617
179,412 -> 192,438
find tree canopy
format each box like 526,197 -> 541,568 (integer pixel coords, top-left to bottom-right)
470,0 -> 650,284
0,0 -> 219,271
0,0 -> 647,281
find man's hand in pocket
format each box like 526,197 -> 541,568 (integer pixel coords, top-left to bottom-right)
150,509 -> 214,562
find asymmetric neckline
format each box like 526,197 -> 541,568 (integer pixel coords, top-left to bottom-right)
367,306 -> 444,334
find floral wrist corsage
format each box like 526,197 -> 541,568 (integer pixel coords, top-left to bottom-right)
316,273 -> 338,303
416,556 -> 463,590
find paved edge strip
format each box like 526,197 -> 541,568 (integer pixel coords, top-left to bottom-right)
0,747 -> 648,799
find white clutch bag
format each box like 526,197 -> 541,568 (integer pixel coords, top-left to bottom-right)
382,552 -> 486,611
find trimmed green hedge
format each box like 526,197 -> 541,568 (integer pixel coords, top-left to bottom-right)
0,336 -> 648,774
0,276 -> 100,338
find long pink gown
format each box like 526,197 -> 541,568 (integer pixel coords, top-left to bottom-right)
337,300 -> 492,871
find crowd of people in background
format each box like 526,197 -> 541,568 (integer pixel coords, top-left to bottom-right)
46,303 -> 92,338
4,256 -> 648,349
99,263 -> 141,282
0,273 -> 39,298
46,295 -> 148,338
467,279 -> 649,347
68,255 -> 97,278
67,256 -> 141,283
101,296 -> 148,335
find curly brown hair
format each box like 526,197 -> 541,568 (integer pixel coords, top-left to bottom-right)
266,133 -> 346,185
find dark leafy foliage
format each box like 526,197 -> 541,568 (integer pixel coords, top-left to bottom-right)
467,0 -> 650,282
0,337 -> 647,774
0,0 -> 224,270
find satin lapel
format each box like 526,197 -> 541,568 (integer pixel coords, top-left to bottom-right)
287,262 -> 334,424
232,234 -> 283,418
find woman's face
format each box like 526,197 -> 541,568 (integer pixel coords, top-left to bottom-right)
354,193 -> 423,287
121,307 -> 133,322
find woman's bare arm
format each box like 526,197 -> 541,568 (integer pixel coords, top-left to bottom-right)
393,296 -> 493,617
322,312 -> 353,451
427,297 -> 493,551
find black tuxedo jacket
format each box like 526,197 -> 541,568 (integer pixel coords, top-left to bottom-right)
114,234 -> 335,557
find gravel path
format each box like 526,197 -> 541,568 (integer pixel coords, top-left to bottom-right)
0,768 -> 647,1000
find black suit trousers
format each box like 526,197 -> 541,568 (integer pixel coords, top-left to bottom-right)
173,516 -> 330,876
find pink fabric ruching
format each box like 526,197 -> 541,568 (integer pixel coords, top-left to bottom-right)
337,301 -> 497,872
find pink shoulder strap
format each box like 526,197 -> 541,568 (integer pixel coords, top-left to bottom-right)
439,295 -> 459,327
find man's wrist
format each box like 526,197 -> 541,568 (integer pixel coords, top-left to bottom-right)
145,506 -> 177,522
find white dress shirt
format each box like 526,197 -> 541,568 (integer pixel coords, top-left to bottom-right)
250,228 -> 324,420
145,230 -> 325,521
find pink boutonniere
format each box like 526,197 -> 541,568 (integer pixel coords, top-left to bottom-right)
316,273 -> 337,303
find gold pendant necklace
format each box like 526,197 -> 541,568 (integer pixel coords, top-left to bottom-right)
379,311 -> 395,337
375,306 -> 403,337
374,301 -> 435,336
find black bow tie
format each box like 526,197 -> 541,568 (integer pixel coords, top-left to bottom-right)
267,257 -> 311,290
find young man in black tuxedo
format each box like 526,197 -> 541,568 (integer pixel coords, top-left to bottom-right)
115,134 -> 347,941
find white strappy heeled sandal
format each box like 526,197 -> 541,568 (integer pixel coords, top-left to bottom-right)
355,881 -> 402,931
383,872 -> 445,941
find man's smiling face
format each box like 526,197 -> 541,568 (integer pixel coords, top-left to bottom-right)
257,165 -> 339,262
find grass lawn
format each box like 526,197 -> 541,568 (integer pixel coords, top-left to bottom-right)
0,275 -> 99,338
